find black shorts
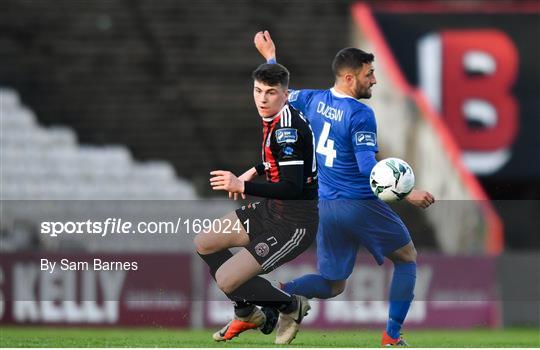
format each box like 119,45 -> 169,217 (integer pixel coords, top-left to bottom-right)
235,199 -> 318,273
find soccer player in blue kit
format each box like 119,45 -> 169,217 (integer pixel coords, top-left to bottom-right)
254,31 -> 435,346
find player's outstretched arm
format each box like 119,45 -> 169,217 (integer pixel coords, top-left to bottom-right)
406,189 -> 435,209
254,30 -> 276,61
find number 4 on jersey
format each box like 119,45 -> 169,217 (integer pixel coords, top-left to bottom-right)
316,122 -> 337,167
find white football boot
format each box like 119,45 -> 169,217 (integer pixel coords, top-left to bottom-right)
274,295 -> 311,345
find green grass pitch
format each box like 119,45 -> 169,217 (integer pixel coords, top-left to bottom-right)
0,326 -> 538,347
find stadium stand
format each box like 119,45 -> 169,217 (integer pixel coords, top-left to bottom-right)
1,87 -> 233,252
1,87 -> 196,200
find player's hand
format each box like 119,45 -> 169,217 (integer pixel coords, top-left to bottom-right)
254,30 -> 276,61
230,192 -> 246,200
210,170 -> 245,195
405,189 -> 435,209
228,168 -> 257,200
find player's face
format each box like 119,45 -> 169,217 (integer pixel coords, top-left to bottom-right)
352,63 -> 377,99
253,80 -> 289,118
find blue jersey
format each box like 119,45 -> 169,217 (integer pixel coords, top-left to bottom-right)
289,88 -> 378,200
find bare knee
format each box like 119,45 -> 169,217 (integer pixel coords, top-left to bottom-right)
410,246 -> 418,262
403,244 -> 417,263
215,266 -> 238,294
390,243 -> 417,263
194,216 -> 249,255
329,280 -> 346,297
194,233 -> 220,255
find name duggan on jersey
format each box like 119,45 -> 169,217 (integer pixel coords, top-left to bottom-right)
40,258 -> 138,273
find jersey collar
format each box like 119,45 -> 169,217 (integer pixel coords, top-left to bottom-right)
261,104 -> 288,123
330,87 -> 359,101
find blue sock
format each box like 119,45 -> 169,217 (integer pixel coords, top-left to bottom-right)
282,274 -> 333,299
386,262 -> 416,339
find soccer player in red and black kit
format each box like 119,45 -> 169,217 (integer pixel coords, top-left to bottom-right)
193,63 -> 318,345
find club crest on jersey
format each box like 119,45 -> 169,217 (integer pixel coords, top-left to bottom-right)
288,90 -> 300,102
255,242 -> 270,257
275,128 -> 297,144
355,131 -> 377,147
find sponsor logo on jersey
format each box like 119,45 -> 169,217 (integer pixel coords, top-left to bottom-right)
255,242 -> 270,257
288,90 -> 300,102
275,128 -> 298,143
283,146 -> 294,156
355,131 -> 377,146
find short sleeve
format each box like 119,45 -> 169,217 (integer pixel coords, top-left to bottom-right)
288,89 -> 314,117
350,107 -> 378,153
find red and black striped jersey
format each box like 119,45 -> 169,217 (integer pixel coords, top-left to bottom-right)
249,103 -> 318,200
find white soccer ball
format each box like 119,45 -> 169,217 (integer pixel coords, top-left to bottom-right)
370,157 -> 415,202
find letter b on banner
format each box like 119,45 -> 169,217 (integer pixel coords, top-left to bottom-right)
419,30 -> 519,174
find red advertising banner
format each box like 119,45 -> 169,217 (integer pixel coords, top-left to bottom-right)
0,253 -> 191,327
0,252 -> 499,328
203,252 -> 500,329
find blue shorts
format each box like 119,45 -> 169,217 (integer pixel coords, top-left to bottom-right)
316,199 -> 411,280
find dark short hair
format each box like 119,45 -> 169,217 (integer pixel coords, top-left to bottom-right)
332,48 -> 374,76
252,63 -> 290,88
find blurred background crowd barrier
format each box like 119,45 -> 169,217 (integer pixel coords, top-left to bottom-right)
0,0 -> 538,330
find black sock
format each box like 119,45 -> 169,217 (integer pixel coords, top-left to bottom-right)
197,251 -> 294,313
234,300 -> 255,317
197,250 -> 233,279
228,276 -> 296,312
278,296 -> 297,314
198,250 -> 257,316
